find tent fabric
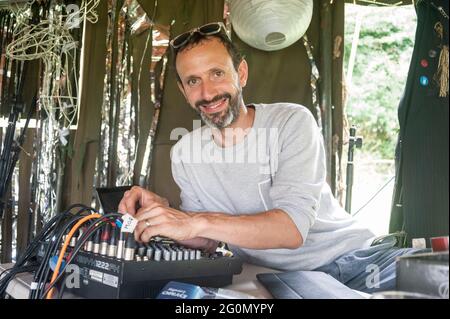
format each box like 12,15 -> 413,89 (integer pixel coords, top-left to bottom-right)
68,0 -> 109,205
130,28 -> 155,184
390,0 -> 449,244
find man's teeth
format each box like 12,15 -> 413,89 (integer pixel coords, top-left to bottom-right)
204,99 -> 225,109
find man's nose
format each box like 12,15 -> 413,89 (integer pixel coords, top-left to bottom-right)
200,79 -> 219,102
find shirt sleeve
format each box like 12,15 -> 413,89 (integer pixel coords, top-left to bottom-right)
269,108 -> 326,242
171,143 -> 205,212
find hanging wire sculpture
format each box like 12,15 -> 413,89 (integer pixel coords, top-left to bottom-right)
5,0 -> 100,222
6,0 -> 100,125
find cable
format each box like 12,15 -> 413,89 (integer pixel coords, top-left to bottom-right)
40,215 -> 115,298
40,213 -> 123,299
31,207 -> 96,299
41,216 -> 116,298
32,213 -> 91,299
32,207 -> 97,299
352,176 -> 395,217
46,213 -> 101,299
1,204 -> 92,298
0,264 -> 39,298
42,212 -> 122,299
25,204 -> 95,299
0,205 -> 117,299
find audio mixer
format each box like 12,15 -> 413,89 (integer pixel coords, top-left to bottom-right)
37,225 -> 243,298
22,187 -> 243,299
70,240 -> 242,298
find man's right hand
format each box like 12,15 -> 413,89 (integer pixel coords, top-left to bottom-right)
118,186 -> 169,216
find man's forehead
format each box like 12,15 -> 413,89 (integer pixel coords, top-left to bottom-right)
177,37 -> 230,61
176,38 -> 233,75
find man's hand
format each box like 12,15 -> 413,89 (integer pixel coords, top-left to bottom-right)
134,203 -> 199,243
122,189 -> 302,250
118,186 -> 169,216
176,238 -> 219,253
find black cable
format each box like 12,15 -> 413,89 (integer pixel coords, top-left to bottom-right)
32,214 -> 89,299
40,213 -> 123,299
38,218 -> 109,298
0,203 -> 93,299
0,62 -> 32,220
31,206 -> 97,299
0,266 -> 13,282
352,176 -> 395,217
57,273 -> 67,299
0,94 -> 37,223
0,212 -> 65,298
0,264 -> 39,298
28,210 -> 75,299
32,207 -> 100,299
19,204 -> 92,267
35,213 -> 96,298
0,204 -> 109,299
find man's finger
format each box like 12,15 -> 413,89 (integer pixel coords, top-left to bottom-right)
134,213 -> 166,241
135,205 -> 166,221
135,201 -> 163,218
118,189 -> 141,216
140,224 -> 166,242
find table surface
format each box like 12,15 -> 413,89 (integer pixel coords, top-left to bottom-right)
1,262 -> 277,299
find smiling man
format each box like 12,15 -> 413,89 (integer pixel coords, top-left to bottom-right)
118,22 -> 421,293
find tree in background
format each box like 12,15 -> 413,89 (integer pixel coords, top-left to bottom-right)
344,5 -> 416,159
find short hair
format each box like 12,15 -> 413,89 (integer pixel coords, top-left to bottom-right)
171,31 -> 244,84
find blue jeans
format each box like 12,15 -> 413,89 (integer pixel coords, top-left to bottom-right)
314,237 -> 429,293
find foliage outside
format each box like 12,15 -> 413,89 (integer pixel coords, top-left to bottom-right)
343,4 -> 416,235
344,4 -> 417,160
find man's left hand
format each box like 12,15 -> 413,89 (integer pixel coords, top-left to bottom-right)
134,203 -> 199,243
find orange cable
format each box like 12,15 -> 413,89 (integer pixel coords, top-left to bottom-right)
46,213 -> 102,299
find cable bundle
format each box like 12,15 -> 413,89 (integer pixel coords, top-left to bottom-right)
0,204 -> 123,299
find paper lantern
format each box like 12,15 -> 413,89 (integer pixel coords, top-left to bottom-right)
229,0 -> 313,51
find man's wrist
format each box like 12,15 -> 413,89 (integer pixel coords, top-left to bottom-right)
190,213 -> 209,238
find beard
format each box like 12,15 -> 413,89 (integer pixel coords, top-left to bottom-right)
194,89 -> 242,130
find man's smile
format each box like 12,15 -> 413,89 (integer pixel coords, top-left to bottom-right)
199,97 -> 228,114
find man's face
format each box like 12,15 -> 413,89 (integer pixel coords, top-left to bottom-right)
176,37 -> 248,129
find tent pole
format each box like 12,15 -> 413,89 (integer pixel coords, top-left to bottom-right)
320,0 -> 334,186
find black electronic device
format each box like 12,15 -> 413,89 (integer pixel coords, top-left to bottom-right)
68,248 -> 243,299
26,188 -> 243,299
40,187 -> 244,299
95,186 -> 133,213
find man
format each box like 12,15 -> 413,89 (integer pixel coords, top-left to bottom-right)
119,22 -> 418,293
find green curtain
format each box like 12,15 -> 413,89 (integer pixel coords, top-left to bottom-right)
390,0 -> 449,245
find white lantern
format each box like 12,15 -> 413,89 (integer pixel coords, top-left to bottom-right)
229,0 -> 314,51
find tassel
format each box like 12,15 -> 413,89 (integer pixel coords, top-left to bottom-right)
436,45 -> 449,97
433,22 -> 449,98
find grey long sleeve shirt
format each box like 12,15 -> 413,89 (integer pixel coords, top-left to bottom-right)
171,103 -> 375,271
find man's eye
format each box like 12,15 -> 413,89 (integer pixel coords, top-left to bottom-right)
213,71 -> 224,77
187,78 -> 198,86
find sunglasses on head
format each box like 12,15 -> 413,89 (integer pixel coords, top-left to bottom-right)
170,22 -> 229,50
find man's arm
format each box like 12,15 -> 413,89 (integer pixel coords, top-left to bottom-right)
196,209 -> 303,249
126,107 -> 322,251
133,203 -> 303,250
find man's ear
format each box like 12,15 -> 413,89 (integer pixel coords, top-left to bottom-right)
238,59 -> 248,88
